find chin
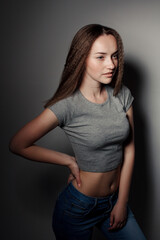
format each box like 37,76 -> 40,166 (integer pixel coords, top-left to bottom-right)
103,78 -> 112,84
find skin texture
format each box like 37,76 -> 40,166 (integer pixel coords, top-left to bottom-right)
9,34 -> 135,231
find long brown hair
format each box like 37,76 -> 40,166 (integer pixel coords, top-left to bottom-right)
44,24 -> 124,108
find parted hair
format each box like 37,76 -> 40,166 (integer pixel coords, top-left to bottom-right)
44,24 -> 124,107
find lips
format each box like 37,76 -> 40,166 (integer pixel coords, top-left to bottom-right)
103,72 -> 113,75
103,72 -> 114,77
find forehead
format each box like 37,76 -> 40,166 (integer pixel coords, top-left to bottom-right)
90,34 -> 117,53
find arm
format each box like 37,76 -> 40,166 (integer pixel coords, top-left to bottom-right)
109,106 -> 135,230
9,108 -> 81,186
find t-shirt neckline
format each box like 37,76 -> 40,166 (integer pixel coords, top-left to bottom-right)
78,85 -> 109,106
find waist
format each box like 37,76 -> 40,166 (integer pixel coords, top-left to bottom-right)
72,165 -> 121,198
68,182 -> 118,204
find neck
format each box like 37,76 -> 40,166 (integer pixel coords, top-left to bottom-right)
79,79 -> 108,104
79,80 -> 104,98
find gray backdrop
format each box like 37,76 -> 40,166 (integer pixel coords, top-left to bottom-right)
2,0 -> 160,239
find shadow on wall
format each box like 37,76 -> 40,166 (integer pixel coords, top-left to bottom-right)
123,59 -> 153,238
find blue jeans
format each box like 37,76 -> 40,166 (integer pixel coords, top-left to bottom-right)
52,182 -> 146,240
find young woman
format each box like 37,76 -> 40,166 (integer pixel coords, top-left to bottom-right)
10,24 -> 146,240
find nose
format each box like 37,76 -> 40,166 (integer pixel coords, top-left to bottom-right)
106,57 -> 115,70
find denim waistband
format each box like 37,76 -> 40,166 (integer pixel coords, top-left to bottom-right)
67,182 -> 118,204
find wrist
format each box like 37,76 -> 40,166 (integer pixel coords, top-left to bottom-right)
116,198 -> 128,208
65,155 -> 76,169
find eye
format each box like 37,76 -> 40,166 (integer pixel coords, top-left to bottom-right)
112,54 -> 118,60
97,56 -> 104,60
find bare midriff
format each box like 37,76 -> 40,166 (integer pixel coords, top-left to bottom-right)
72,165 -> 121,197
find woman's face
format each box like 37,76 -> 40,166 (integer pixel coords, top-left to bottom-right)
84,34 -> 118,85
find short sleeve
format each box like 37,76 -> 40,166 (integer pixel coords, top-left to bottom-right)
117,85 -> 134,112
48,98 -> 70,127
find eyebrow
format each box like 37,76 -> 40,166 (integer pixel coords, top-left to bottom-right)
94,50 -> 118,55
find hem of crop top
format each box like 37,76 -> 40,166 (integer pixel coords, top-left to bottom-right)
77,159 -> 123,173
77,85 -> 109,106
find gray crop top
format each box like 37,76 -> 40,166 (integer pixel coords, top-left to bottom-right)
49,84 -> 134,172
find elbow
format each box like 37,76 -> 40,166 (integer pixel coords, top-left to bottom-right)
9,139 -> 17,154
9,137 -> 22,155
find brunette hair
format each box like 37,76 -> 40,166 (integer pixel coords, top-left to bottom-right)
44,24 -> 124,107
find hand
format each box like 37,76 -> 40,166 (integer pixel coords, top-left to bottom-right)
67,172 -> 75,184
108,202 -> 127,231
68,157 -> 81,187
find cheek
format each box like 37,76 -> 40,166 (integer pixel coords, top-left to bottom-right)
86,60 -> 101,73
